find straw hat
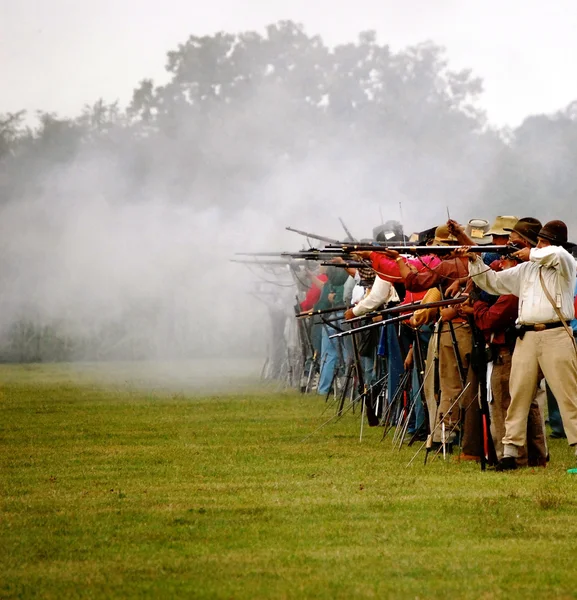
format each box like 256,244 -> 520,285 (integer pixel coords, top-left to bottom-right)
487,216 -> 519,236
433,224 -> 458,245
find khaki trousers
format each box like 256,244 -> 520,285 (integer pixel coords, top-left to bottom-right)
424,322 -> 474,444
491,348 -> 547,462
505,328 -> 577,448
438,321 -> 471,431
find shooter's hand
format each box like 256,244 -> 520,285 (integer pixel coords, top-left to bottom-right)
404,347 -> 414,370
440,306 -> 459,322
454,246 -> 477,262
344,308 -> 355,321
511,247 -> 531,262
457,303 -> 475,316
445,280 -> 462,298
380,249 -> 399,260
447,219 -> 464,237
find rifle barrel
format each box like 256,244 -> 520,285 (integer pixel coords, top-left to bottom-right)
323,244 -> 511,254
345,297 -> 467,324
329,313 -> 408,338
286,227 -> 341,244
295,305 -> 349,318
321,261 -> 369,268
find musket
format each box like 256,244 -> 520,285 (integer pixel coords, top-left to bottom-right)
282,251 -> 346,260
286,227 -> 341,244
328,297 -> 468,338
320,261 -> 369,269
295,305 -> 349,319
236,252 -> 291,257
323,244 -> 511,254
329,312 -> 410,338
344,297 -> 467,324
231,258 -> 294,266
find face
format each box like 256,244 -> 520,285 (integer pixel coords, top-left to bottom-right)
508,231 -> 528,248
501,257 -> 518,270
537,237 -> 551,249
492,234 -> 509,246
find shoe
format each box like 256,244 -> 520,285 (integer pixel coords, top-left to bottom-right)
528,457 -> 547,467
550,432 -> 567,439
495,456 -> 518,471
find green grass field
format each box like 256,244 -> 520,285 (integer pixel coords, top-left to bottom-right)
2,363 -> 577,599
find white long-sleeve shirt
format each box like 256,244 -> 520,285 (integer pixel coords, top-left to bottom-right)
352,275 -> 399,317
469,245 -> 577,324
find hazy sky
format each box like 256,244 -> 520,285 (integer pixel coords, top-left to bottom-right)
2,0 -> 577,127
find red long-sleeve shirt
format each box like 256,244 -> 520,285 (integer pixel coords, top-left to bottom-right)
370,253 -> 442,304
404,257 -> 468,294
300,274 -> 328,311
472,295 -> 518,346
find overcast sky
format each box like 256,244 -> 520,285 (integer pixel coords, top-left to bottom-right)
2,0 -> 577,128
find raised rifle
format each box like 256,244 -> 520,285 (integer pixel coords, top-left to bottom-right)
344,296 -> 467,324
323,243 -> 512,255
328,297 -> 468,338
286,227 -> 341,245
296,305 -> 349,319
320,261 -> 369,269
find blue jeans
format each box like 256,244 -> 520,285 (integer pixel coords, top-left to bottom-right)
378,322 -> 404,406
318,319 -> 347,394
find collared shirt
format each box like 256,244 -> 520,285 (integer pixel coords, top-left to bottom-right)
469,245 -> 577,325
370,253 -> 441,284
352,275 -> 399,316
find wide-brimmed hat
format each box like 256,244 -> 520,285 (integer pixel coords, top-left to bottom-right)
464,218 -> 493,245
416,226 -> 437,245
504,217 -> 542,247
537,220 -> 575,250
433,224 -> 458,246
487,216 -> 519,237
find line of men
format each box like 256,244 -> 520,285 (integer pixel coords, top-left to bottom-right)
302,216 -> 577,469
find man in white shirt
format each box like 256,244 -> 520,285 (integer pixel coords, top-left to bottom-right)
344,276 -> 400,320
468,220 -> 577,469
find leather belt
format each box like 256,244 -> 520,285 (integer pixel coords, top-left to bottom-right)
518,321 -> 569,333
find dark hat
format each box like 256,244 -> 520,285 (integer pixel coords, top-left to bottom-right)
504,217 -> 542,247
373,220 -> 406,243
417,226 -> 437,245
537,220 -> 568,246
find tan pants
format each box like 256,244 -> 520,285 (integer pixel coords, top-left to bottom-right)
505,328 -> 577,448
424,322 -> 473,444
491,348 -> 547,462
438,321 -> 471,429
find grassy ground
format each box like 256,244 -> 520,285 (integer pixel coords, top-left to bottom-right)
2,364 -> 577,599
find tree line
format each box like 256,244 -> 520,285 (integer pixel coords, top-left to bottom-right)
1,21 -> 576,361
